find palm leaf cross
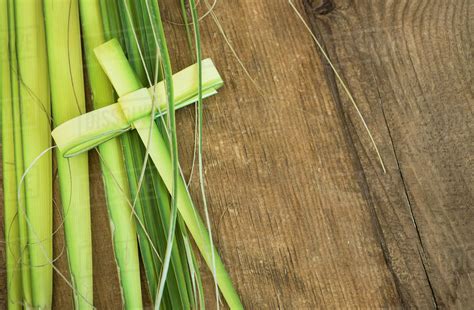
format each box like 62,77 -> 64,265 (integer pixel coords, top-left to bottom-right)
51,39 -> 243,309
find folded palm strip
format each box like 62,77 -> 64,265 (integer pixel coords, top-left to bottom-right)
52,39 -> 243,309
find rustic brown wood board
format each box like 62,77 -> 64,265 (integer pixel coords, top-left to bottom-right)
1,0 -> 472,308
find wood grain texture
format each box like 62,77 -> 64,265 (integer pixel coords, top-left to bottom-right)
141,1 -> 401,308
0,0 -> 471,309
304,0 -> 473,308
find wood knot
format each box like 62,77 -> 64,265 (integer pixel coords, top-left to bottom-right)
304,0 -> 335,15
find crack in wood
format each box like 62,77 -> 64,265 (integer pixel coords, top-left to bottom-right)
378,88 -> 440,309
300,2 -> 407,306
300,0 -> 461,307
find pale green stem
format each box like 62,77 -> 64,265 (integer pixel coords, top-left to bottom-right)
78,1 -> 143,309
44,0 -> 93,308
7,0 -> 32,303
15,1 -> 53,308
1,0 -> 22,307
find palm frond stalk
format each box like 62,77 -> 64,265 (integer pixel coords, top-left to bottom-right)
44,0 -> 93,308
1,0 -> 22,307
7,0 -> 33,304
14,0 -> 53,308
79,1 -> 143,308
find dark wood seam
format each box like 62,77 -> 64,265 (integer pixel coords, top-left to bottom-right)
376,81 -> 439,309
301,2 -> 405,307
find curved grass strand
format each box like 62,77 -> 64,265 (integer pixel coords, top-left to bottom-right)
141,1 -> 180,307
288,0 -> 386,173
189,0 -> 221,307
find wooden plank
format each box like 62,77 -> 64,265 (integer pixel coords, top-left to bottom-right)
162,0 -> 400,307
304,0 -> 473,308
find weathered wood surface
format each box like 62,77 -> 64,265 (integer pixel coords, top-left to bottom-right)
1,0 -> 472,308
304,0 -> 473,308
